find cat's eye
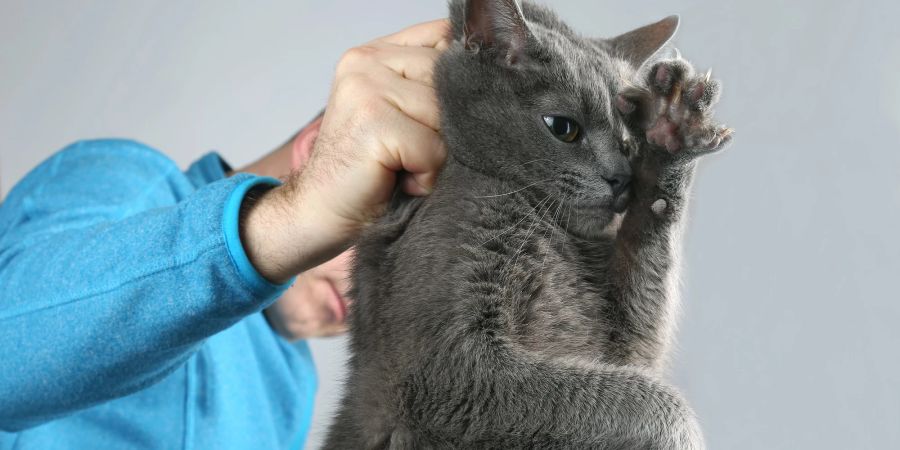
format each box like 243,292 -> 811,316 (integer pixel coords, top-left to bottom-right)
542,115 -> 581,143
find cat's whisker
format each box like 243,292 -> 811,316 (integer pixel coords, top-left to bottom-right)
489,159 -> 559,186
563,194 -> 574,244
475,194 -> 551,249
472,178 -> 555,199
553,193 -> 574,255
518,193 -> 560,271
500,158 -> 557,171
538,194 -> 567,278
536,204 -> 556,278
507,196 -> 556,274
507,203 -> 546,272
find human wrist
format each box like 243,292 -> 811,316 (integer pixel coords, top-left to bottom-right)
220,176 -> 296,299
239,176 -> 356,284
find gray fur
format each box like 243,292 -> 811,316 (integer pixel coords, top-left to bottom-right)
324,1 -> 731,448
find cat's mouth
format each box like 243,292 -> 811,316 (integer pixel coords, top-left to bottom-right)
564,190 -> 630,239
573,190 -> 630,215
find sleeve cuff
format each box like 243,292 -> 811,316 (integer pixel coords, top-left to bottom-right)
222,175 -> 295,299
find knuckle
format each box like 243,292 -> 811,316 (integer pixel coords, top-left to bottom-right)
337,45 -> 378,72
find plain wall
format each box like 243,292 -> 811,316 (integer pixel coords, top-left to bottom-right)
2,1 -> 898,449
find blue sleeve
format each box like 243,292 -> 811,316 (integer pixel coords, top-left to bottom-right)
0,141 -> 292,431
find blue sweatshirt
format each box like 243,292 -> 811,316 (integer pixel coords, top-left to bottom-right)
0,139 -> 317,449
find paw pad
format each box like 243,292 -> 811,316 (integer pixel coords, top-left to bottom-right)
651,199 -> 668,216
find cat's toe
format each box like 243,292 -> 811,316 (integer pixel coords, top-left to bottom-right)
617,59 -> 732,157
686,125 -> 734,155
706,126 -> 734,152
683,73 -> 720,113
648,60 -> 692,96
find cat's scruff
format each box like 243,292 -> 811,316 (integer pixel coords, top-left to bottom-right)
325,0 -> 732,448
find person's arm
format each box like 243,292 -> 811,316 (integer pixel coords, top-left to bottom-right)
0,18 -> 449,431
240,19 -> 450,284
0,140 -> 291,431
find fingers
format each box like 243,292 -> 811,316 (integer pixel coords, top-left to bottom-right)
381,74 -> 441,131
376,19 -> 450,48
320,21 -> 450,203
376,107 -> 446,195
337,43 -> 443,86
330,69 -> 440,132
373,44 -> 442,86
334,44 -> 442,131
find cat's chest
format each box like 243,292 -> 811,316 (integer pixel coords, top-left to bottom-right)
458,199 -> 612,302
517,239 -> 616,359
462,213 -> 615,357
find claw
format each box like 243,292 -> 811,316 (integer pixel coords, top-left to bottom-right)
704,68 -> 712,83
668,81 -> 683,117
622,78 -> 638,89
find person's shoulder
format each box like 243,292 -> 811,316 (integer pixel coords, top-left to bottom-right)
51,138 -> 180,179
2,139 -> 193,223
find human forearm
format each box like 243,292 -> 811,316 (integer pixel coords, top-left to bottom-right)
0,174 -> 288,431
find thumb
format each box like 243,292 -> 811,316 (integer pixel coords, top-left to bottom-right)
400,171 -> 438,196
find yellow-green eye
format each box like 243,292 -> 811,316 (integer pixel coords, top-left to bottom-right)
543,115 -> 581,143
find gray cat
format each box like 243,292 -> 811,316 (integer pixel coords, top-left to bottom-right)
324,0 -> 732,448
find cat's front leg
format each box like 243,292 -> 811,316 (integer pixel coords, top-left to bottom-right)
605,58 -> 733,369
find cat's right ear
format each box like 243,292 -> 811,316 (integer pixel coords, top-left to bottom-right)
452,0 -> 531,66
608,15 -> 679,69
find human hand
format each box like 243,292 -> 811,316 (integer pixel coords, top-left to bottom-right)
242,19 -> 450,283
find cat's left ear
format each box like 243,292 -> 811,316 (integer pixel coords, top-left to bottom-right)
607,15 -> 679,69
460,0 -> 531,66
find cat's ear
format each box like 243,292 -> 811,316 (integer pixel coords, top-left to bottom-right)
460,0 -> 531,65
607,15 -> 679,69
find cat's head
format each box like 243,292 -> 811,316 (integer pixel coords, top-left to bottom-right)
438,0 -> 678,238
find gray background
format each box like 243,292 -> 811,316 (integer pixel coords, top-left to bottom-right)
2,1 -> 898,449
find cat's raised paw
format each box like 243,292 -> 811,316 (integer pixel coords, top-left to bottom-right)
617,59 -> 733,159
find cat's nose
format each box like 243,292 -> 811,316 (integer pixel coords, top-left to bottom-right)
604,173 -> 631,198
